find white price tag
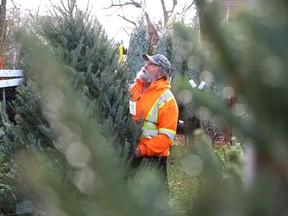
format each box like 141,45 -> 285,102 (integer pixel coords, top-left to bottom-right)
129,100 -> 136,115
198,81 -> 206,90
189,79 -> 197,88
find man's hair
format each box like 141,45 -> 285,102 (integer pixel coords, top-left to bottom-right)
159,67 -> 168,80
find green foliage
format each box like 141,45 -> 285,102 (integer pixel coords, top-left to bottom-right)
35,0 -> 141,160
168,144 -> 200,216
0,80 -> 60,212
126,17 -> 149,82
171,0 -> 288,215
155,29 -> 172,59
3,82 -> 56,149
155,24 -> 202,82
13,28 -> 170,215
2,0 -> 288,215
37,3 -> 114,74
213,144 -> 244,184
155,24 -> 204,138
0,0 -> 141,213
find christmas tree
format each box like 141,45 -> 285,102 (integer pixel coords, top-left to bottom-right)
172,0 -> 288,214
126,17 -> 149,82
0,0 -> 141,213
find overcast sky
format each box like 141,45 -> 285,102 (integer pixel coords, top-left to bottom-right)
8,0 -> 195,47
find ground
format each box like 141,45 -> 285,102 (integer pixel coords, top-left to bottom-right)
168,134 -> 200,215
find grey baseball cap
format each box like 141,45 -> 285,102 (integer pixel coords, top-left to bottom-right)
142,54 -> 171,73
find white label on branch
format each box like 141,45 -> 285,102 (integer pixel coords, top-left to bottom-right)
198,81 -> 206,90
189,79 -> 197,88
189,79 -> 206,90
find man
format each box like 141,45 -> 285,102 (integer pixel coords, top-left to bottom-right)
129,53 -> 179,183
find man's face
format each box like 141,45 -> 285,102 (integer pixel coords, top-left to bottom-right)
136,61 -> 161,83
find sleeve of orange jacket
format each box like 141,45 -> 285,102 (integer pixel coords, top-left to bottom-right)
138,99 -> 178,156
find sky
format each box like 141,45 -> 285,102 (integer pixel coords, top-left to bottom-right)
8,0 -> 195,47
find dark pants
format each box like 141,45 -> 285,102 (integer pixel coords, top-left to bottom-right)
131,156 -> 168,188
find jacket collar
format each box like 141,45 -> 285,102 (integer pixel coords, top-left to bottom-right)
136,78 -> 171,91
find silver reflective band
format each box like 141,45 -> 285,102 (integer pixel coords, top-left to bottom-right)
145,90 -> 174,127
141,128 -> 159,139
159,128 -> 176,141
141,90 -> 176,141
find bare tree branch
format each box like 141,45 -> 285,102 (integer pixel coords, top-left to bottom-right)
117,14 -> 137,26
160,0 -> 177,25
183,0 -> 196,14
175,0 -> 197,23
10,0 -> 17,8
103,0 -> 197,48
145,12 -> 159,47
104,0 -> 142,9
0,0 -> 7,51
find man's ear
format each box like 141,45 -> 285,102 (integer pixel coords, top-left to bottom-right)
157,69 -> 165,79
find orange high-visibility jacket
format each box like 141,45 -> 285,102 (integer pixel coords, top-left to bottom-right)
129,78 -> 179,157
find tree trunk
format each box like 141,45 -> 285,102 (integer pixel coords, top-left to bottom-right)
0,0 -> 6,50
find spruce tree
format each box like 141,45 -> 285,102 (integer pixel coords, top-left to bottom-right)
172,0 -> 288,215
36,0 -> 141,163
126,17 -> 149,82
5,0 -> 288,214
0,0 -> 141,213
11,17 -> 171,216
0,80 -> 69,213
155,25 -> 203,137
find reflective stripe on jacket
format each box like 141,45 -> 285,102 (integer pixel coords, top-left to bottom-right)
130,78 -> 179,157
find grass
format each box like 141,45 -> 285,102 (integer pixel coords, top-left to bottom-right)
168,136 -> 200,215
167,134 -> 243,215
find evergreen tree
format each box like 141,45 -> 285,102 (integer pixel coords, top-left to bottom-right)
36,0 -> 141,163
0,76 -> 61,213
173,0 -> 288,214
155,29 -> 172,61
7,0 -> 288,214
155,25 -> 203,137
0,81 -> 73,214
0,0 -> 141,213
126,17 -> 149,82
12,22 -> 171,216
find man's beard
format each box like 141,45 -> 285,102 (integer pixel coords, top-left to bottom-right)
136,69 -> 157,83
